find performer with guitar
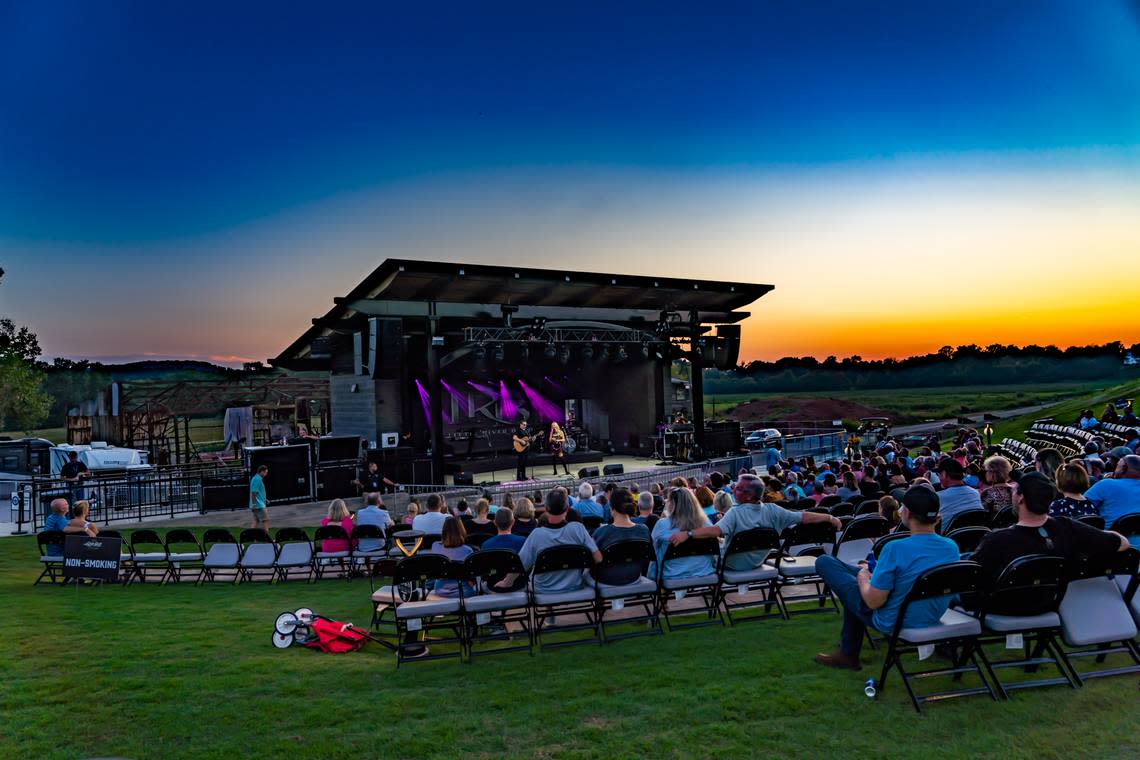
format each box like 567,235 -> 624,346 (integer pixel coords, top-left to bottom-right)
548,421 -> 571,476
513,419 -> 531,481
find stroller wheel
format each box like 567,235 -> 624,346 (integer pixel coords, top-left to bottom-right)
275,611 -> 299,635
271,631 -> 294,649
294,607 -> 314,624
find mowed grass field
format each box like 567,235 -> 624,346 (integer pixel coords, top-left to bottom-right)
706,382 -> 1108,423
4,535 -> 1140,759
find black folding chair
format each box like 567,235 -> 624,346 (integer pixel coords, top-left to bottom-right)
1109,513 -> 1140,537
162,529 -> 204,584
581,515 -> 604,533
657,537 -> 723,631
832,516 -> 890,568
829,502 -> 854,518
530,545 -> 601,650
770,522 -> 838,616
818,495 -> 843,509
990,506 -> 1016,529
1058,548 -> 1140,683
464,533 -> 491,550
388,554 -> 466,666
941,509 -> 990,534
238,528 -> 277,583
855,500 -> 880,516
1075,515 -> 1105,530
719,528 -> 783,624
274,527 -> 314,583
313,525 -> 351,579
875,561 -> 997,712
970,554 -> 1076,697
947,526 -> 990,559
35,530 -> 66,586
197,529 -> 240,585
464,549 -> 533,659
125,529 -> 167,586
351,524 -> 387,575
592,539 -> 661,642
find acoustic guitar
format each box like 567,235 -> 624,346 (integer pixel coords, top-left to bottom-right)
512,435 -> 531,453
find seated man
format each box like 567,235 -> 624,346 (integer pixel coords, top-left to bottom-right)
1084,454 -> 1140,533
669,473 -> 840,571
411,493 -> 449,534
483,507 -> 526,552
42,498 -> 71,556
572,482 -> 604,520
519,490 -> 601,594
354,493 -> 394,551
632,492 -> 659,531
814,486 -> 960,670
591,488 -> 651,585
970,471 -> 1130,597
935,457 -> 983,523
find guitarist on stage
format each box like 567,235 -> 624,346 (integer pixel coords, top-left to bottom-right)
513,419 -> 531,481
548,421 -> 571,476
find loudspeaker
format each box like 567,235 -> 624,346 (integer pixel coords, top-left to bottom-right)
245,445 -> 312,504
453,471 -> 474,486
602,464 -> 624,476
201,476 -> 249,511
412,457 -> 434,484
316,464 -> 357,499
368,318 -> 402,378
715,325 -> 741,370
704,421 -> 742,456
316,435 -> 362,463
367,445 -> 415,484
578,466 -> 600,479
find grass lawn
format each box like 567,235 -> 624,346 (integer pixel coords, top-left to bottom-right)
4,534 -> 1140,759
706,382 -> 1108,423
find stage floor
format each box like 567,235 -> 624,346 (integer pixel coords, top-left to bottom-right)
448,452 -> 700,487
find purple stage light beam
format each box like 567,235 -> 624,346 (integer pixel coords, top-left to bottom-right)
519,380 -> 564,423
499,381 -> 518,420
440,379 -> 470,415
415,379 -> 450,425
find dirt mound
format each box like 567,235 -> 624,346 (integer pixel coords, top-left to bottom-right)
727,397 -> 895,423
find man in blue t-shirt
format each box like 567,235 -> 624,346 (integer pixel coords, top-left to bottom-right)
814,486 -> 960,670
42,498 -> 71,556
1085,455 -> 1140,534
483,508 -> 526,552
249,465 -> 269,530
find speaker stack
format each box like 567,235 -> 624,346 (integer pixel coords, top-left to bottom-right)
245,444 -> 313,504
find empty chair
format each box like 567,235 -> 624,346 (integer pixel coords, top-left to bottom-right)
941,509 -> 990,534
238,528 -> 278,583
969,554 -> 1076,698
197,529 -> 240,585
719,527 -> 783,624
162,529 -> 204,584
1109,513 -> 1140,541
313,524 -> 352,579
464,549 -> 533,659
770,521 -> 838,616
818,495 -> 843,509
35,530 -> 67,586
591,539 -> 661,642
1058,548 -> 1140,683
126,529 -> 168,585
829,502 -> 854,518
947,526 -> 991,559
832,516 -> 891,569
875,561 -> 997,712
387,529 -> 426,557
530,545 -> 601,650
274,527 -> 314,583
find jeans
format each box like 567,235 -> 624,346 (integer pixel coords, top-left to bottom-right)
816,555 -> 876,657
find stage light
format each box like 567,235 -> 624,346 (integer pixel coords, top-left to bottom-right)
492,343 -> 504,362
533,316 -> 547,331
559,346 -> 571,364
582,345 -> 594,360
616,345 -> 628,362
599,344 -> 610,360
641,343 -> 650,359
545,342 -> 557,358
521,345 -> 530,360
474,343 -> 486,360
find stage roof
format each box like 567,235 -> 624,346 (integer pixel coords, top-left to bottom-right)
272,259 -> 772,366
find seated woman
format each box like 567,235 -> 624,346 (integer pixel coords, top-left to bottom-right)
466,498 -> 497,536
1049,462 -> 1098,518
712,489 -> 734,520
402,501 -> 419,525
651,488 -> 713,580
979,455 -> 1015,513
591,488 -> 652,585
320,499 -> 354,553
64,500 -> 98,537
694,486 -> 718,523
511,498 -> 538,537
836,471 -> 860,501
429,517 -> 475,598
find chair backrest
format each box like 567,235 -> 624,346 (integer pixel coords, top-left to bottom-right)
389,523 -> 413,534
835,515 -> 890,545
1109,513 -> 1140,538
130,529 -> 164,551
1075,514 -> 1105,531
312,524 -> 349,543
391,552 -> 452,586
466,548 -> 528,592
464,532 -> 491,550
829,502 -> 854,518
946,526 -> 990,556
37,529 -> 66,553
872,531 -> 911,558
780,521 -> 836,556
818,495 -> 842,508
990,506 -> 1016,529
941,509 -> 990,533
421,533 -> 443,550
239,528 -> 273,545
723,527 -> 782,565
99,529 -> 122,539
582,515 -> 604,532
164,529 -> 202,551
350,524 -> 384,542
202,528 -> 236,547
1065,546 -> 1140,582
532,544 -> 595,576
981,554 -> 1067,619
855,500 -> 880,516
274,527 -> 311,544
891,560 -> 985,635
593,539 -> 655,582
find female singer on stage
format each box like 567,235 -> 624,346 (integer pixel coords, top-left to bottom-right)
548,421 -> 571,476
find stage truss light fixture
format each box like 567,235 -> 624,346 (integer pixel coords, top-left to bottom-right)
544,342 -> 557,358
582,344 -> 594,360
599,344 -> 611,360
492,343 -> 505,362
474,343 -> 486,360
559,345 -> 571,364
616,345 -> 628,362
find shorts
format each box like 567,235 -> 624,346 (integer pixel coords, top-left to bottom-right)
251,508 -> 268,524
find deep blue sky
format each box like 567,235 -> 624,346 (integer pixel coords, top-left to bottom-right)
2,1 -> 1139,362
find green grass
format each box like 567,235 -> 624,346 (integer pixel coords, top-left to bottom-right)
3,535 -> 1140,759
706,382 -> 1107,423
0,426 -> 67,443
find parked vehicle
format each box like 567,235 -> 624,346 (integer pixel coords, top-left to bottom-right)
744,428 -> 782,450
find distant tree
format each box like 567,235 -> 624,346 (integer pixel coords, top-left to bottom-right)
0,318 -> 42,364
0,277 -> 51,431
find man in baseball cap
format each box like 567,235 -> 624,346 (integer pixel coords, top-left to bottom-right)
815,485 -> 960,670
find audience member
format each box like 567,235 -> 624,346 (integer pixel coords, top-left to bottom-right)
320,499 -> 355,553
403,501 -> 419,525
429,517 -> 475,598
694,486 -> 718,521
935,457 -> 983,522
467,498 -> 497,536
1034,449 -> 1065,483
64,500 -> 98,536
573,482 -> 604,519
512,498 -> 538,537
412,493 -> 449,534
814,486 -> 960,670
42,498 -> 71,555
651,488 -> 715,580
483,508 -> 526,552
355,493 -> 394,551
979,455 -> 1015,513
1048,463 -> 1097,518
1084,454 -> 1140,532
633,492 -> 660,531
518,490 -> 601,594
591,488 -> 652,585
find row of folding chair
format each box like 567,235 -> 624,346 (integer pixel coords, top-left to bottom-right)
998,437 -> 1037,466
1026,423 -> 1084,457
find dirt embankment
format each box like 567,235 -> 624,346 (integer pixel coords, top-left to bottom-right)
727,397 -> 896,423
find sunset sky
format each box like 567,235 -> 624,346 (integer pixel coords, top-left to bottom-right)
2,2 -> 1139,366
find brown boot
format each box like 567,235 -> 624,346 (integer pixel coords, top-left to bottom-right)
815,650 -> 862,670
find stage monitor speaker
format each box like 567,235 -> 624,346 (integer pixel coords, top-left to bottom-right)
602,464 -> 624,476
704,421 -> 742,456
315,464 -> 357,499
412,457 -> 435,484
578,466 -> 600,479
715,325 -> 741,370
245,445 -> 312,504
453,471 -> 474,486
317,435 -> 362,463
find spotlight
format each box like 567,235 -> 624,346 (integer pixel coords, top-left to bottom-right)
474,343 -> 486,360
599,344 -> 610,360
616,345 -> 628,362
493,343 -> 504,362
533,316 -> 547,331
559,346 -> 571,364
582,345 -> 594,360
521,345 -> 530,360
544,342 -> 557,358
641,343 -> 650,359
